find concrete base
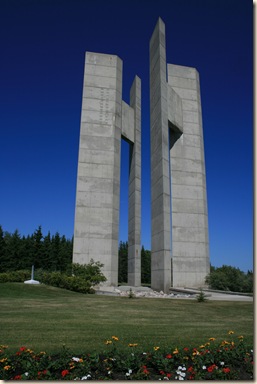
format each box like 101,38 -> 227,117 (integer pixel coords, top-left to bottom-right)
24,279 -> 40,284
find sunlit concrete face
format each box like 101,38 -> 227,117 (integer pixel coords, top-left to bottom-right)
73,52 -> 141,286
150,18 -> 210,292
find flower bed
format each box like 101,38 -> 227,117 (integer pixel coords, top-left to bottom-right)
0,332 -> 253,380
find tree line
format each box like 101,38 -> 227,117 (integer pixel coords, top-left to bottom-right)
0,226 -> 252,292
0,226 -> 151,284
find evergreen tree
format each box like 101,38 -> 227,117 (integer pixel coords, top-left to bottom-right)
118,241 -> 128,283
141,246 -> 151,285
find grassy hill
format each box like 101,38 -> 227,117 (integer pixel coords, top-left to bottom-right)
0,283 -> 253,354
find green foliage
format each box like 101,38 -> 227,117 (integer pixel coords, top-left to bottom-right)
72,259 -> 106,285
128,288 -> 135,298
118,242 -> 151,285
205,265 -> 253,293
196,288 -> 208,302
0,226 -> 73,273
0,270 -> 31,283
0,259 -> 106,294
0,335 -> 253,380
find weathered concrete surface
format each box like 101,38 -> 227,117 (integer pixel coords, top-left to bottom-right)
150,18 -> 172,293
73,52 -> 141,286
168,64 -> 210,288
127,77 -> 141,286
150,18 -> 210,291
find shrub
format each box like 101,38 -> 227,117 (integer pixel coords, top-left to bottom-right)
0,260 -> 106,294
205,265 -> 253,293
0,270 -> 31,283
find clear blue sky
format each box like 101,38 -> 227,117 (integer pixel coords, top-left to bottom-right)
0,0 -> 253,272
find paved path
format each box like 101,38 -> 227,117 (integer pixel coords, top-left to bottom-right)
95,285 -> 253,302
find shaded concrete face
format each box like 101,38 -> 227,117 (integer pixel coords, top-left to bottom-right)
150,18 -> 210,291
73,52 -> 141,286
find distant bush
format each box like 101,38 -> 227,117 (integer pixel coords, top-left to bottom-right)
0,270 -> 31,283
0,259 -> 107,294
205,265 -> 253,293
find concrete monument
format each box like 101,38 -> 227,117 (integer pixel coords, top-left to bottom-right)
73,18 -> 210,292
150,18 -> 210,292
73,52 -> 141,287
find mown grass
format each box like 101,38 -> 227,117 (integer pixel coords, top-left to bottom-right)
0,283 -> 253,354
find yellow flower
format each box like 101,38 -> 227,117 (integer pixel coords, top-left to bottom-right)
192,350 -> 199,356
40,351 -> 46,355
173,348 -> 179,354
238,335 -> 244,339
231,342 -> 235,346
79,358 -> 83,363
112,336 -> 119,341
228,331 -> 234,335
221,340 -> 230,345
205,342 -> 210,346
209,338 -> 216,341
199,345 -> 205,349
4,365 -> 11,370
105,340 -> 112,345
154,346 -> 160,351
0,358 -> 7,363
128,343 -> 138,347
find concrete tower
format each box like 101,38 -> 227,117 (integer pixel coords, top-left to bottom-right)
73,52 -> 141,286
150,18 -> 210,292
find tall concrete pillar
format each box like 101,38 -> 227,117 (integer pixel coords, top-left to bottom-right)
73,52 -> 141,286
150,18 -> 210,291
73,52 -> 122,286
168,64 -> 210,287
150,18 -> 172,292
128,77 -> 141,286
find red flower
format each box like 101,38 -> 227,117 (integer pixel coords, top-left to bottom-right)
184,347 -> 189,352
43,369 -> 48,375
189,375 -> 194,380
207,365 -> 216,373
188,366 -> 194,372
160,370 -> 165,375
61,370 -> 69,377
14,375 -> 21,380
16,352 -> 21,356
166,373 -> 172,378
166,354 -> 172,359
20,347 -> 26,352
142,366 -> 149,374
223,367 -> 230,373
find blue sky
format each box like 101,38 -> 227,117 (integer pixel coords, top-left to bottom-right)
0,0 -> 253,272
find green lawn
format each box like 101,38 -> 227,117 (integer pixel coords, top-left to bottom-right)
0,283 -> 253,354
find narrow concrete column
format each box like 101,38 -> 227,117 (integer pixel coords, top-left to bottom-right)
128,76 -> 141,286
150,18 -> 172,293
73,52 -> 122,286
168,64 -> 210,287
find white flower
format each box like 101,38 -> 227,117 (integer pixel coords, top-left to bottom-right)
163,377 -> 169,380
128,369 -> 132,374
24,372 -> 29,377
179,377 -> 184,380
182,367 -> 186,371
126,373 -> 130,377
202,365 -> 206,370
178,366 -> 183,370
180,372 -> 186,377
108,371 -> 111,375
72,357 -> 80,362
81,375 -> 91,380
220,361 -> 224,366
